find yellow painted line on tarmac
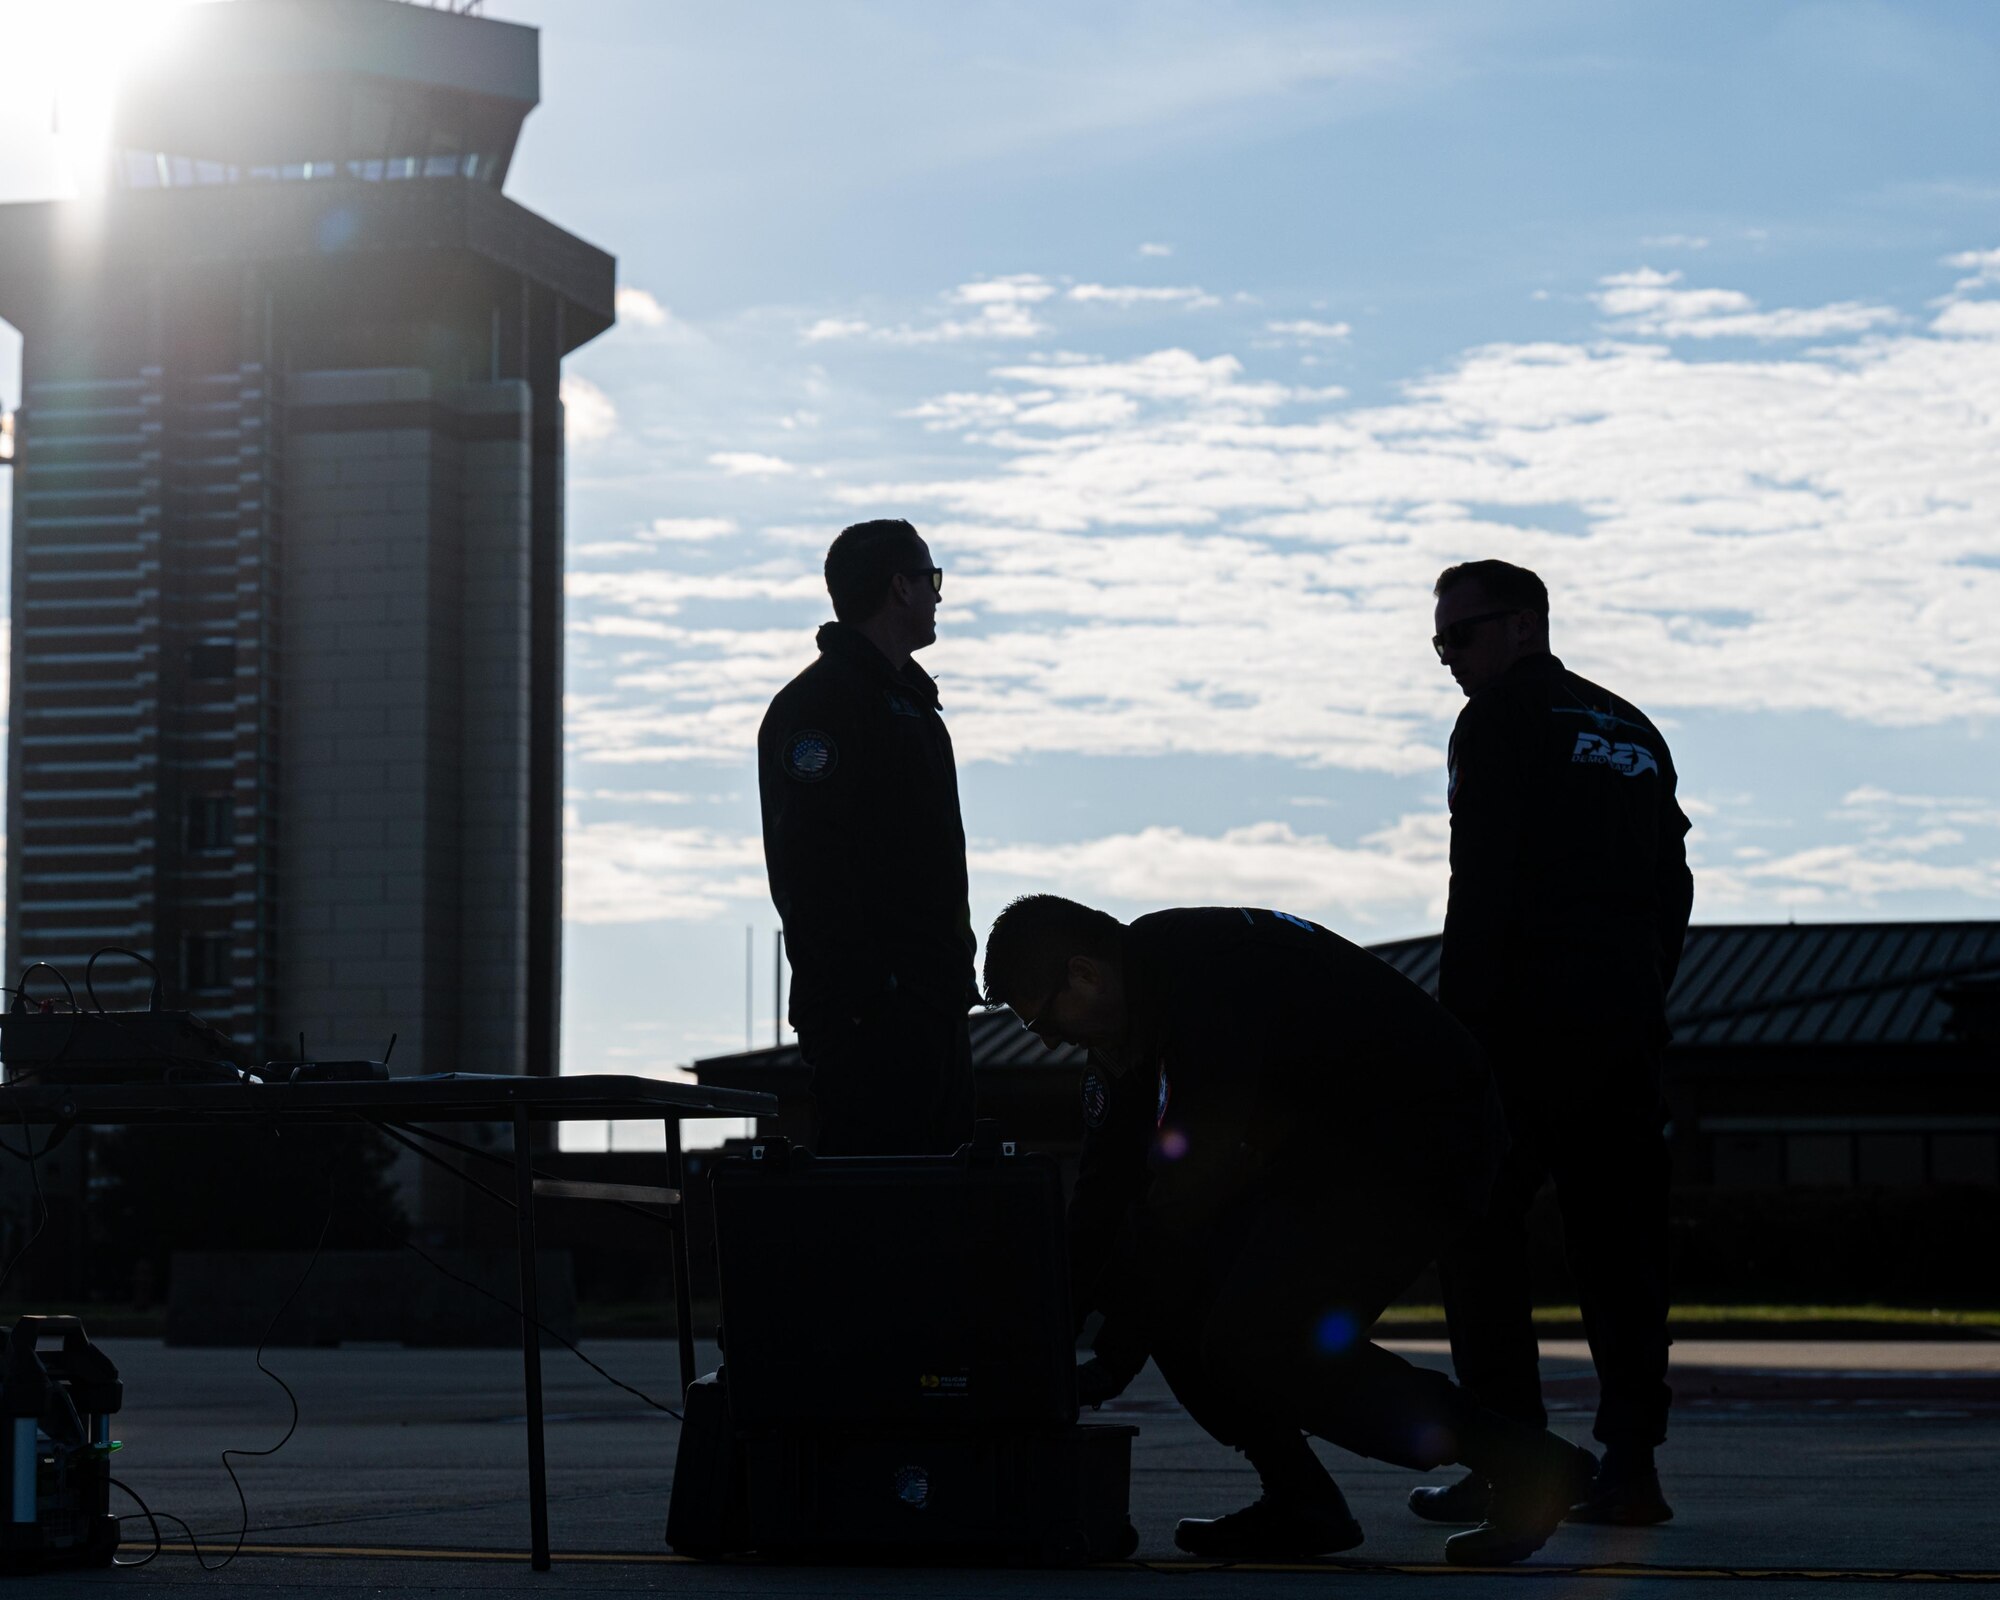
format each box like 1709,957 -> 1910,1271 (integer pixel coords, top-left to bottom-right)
207,1544 -> 2000,1581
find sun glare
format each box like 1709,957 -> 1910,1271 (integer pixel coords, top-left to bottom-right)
0,0 -> 193,193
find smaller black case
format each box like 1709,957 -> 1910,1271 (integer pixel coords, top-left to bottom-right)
664,1372 -> 750,1560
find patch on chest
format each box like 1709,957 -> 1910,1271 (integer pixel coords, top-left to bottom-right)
1080,1070 -> 1109,1129
783,729 -> 839,782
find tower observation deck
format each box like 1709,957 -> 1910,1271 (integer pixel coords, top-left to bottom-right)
0,0 -> 614,1090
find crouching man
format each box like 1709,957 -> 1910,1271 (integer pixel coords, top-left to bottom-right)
983,895 -> 1597,1566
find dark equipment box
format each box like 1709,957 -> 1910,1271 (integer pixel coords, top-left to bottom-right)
666,1370 -> 1138,1566
0,1318 -> 123,1572
709,1138 -> 1077,1430
671,1133 -> 1139,1565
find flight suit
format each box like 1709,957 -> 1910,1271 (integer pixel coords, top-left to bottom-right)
1066,907 -> 1509,1471
1439,652 -> 1694,1450
758,622 -> 976,1155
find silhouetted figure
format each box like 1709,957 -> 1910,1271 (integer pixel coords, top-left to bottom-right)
984,895 -> 1599,1567
758,519 -> 975,1155
1416,558 -> 1693,1528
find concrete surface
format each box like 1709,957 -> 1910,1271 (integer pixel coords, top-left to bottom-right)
31,1336 -> 2000,1598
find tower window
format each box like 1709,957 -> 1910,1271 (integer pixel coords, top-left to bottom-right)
186,794 -> 234,853
188,643 -> 236,680
182,933 -> 231,993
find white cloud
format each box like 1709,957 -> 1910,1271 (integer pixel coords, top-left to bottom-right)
807,275 -> 1055,345
1833,786 -> 2000,831
1139,242 -> 1175,257
564,816 -> 768,923
615,286 -> 695,334
1942,247 -> 2000,292
708,451 -> 796,477
1930,299 -> 2000,337
803,317 -> 874,342
645,516 -> 740,542
1266,318 -> 1353,341
557,812 -> 1450,929
1593,267 -> 1898,340
1701,833 -> 2000,908
973,814 -> 1448,926
1068,284 -> 1220,309
561,374 -> 618,445
569,250 -> 2000,783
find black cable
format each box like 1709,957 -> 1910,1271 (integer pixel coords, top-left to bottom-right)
106,1204 -> 335,1571
367,1119 -> 518,1214
386,1225 -> 683,1421
359,1119 -> 686,1417
377,1118 -> 679,1230
109,1476 -> 165,1568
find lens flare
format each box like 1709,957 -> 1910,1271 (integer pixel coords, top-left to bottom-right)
1314,1309 -> 1360,1354
0,0 -> 191,197
1156,1128 -> 1189,1161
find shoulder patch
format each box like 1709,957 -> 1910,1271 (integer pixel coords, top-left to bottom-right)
884,690 -> 921,718
1080,1071 -> 1109,1130
783,729 -> 839,782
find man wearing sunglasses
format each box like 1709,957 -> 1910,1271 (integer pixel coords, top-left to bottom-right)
758,518 -> 974,1155
984,894 -> 1599,1567
1415,559 -> 1693,1529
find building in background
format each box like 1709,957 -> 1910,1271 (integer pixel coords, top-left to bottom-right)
697,921 -> 2000,1300
0,0 -> 611,1104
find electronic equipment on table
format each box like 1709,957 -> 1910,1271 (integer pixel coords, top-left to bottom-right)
666,1125 -> 1139,1566
1,949 -> 393,1087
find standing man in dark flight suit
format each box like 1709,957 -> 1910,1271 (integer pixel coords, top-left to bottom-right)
758,518 -> 977,1156
985,894 -> 1599,1567
1411,558 -> 1693,1529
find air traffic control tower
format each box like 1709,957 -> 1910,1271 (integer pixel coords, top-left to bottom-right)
0,0 -> 612,1089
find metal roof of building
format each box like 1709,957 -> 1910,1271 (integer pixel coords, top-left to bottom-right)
1372,921 -> 2000,1050
696,921 -> 2000,1079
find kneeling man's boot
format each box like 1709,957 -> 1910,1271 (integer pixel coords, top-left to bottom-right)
1444,1438 -> 1596,1567
1408,1469 -> 1491,1525
1175,1485 -> 1363,1559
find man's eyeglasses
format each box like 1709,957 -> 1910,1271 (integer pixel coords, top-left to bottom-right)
1431,608 -> 1519,660
906,567 -> 944,596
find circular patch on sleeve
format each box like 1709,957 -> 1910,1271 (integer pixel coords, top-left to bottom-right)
1080,1071 -> 1109,1130
783,729 -> 838,782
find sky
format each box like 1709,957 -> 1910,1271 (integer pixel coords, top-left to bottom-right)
2,1 -> 1999,1146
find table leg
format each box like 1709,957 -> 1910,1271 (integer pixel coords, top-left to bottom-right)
513,1105 -> 551,1572
665,1117 -> 696,1398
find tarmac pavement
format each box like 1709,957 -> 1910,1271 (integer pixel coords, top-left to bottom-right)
30,1335 -> 2000,1598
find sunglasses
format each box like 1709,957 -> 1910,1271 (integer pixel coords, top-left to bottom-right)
906,567 -> 944,596
1431,608 -> 1519,661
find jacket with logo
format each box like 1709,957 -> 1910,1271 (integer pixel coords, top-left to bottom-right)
1440,653 -> 1694,1053
1066,907 -> 1503,1346
757,623 -> 975,1031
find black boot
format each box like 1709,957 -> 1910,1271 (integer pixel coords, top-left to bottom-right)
1408,1469 -> 1491,1525
1175,1489 -> 1364,1559
1176,1436 -> 1362,1559
1444,1437 -> 1597,1567
1569,1448 -> 1673,1526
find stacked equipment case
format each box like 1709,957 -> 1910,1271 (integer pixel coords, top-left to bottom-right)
667,1128 -> 1139,1565
0,1317 -> 122,1571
